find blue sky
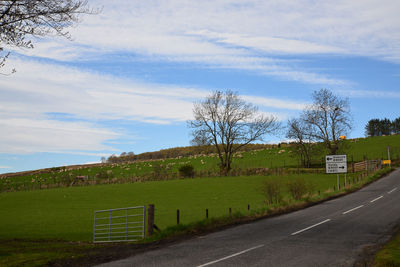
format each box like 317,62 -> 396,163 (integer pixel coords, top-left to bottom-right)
1,0 -> 400,173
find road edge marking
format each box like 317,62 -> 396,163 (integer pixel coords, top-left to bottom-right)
291,219 -> 331,236
196,244 -> 265,267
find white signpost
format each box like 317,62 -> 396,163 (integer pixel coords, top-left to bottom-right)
326,155 -> 347,190
326,155 -> 347,174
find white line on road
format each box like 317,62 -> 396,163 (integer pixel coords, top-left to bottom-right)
388,187 -> 398,194
196,244 -> 265,267
290,219 -> 331,236
370,196 -> 383,203
342,205 -> 364,215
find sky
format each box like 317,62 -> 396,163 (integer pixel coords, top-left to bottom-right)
1,0 -> 400,174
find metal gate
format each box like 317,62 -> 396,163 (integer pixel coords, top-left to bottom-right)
93,206 -> 146,243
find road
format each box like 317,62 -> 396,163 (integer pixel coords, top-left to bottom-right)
98,168 -> 400,267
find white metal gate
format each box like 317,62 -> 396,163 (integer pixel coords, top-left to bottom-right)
93,206 -> 146,243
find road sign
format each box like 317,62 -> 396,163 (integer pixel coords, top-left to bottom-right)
326,155 -> 347,174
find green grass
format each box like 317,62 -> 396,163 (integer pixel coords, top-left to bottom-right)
0,239 -> 97,267
374,229 -> 400,267
1,135 -> 399,192
0,173 -> 345,241
345,135 -> 400,162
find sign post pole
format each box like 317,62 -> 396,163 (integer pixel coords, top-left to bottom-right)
337,174 -> 339,190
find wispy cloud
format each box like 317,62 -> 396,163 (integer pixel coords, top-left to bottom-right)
0,166 -> 11,169
0,116 -> 119,154
243,95 -> 307,110
337,89 -> 400,99
0,58 -> 307,155
2,58 -> 306,122
187,30 -> 344,55
17,0 -> 400,85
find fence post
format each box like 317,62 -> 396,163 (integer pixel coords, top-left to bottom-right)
147,204 -> 154,237
177,209 -> 180,225
229,207 -> 232,216
206,209 -> 209,219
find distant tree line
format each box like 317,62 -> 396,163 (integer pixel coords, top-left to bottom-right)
365,117 -> 400,137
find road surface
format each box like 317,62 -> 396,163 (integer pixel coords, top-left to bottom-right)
98,168 -> 400,267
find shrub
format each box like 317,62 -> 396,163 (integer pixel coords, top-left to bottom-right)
153,164 -> 168,180
306,180 -> 316,196
60,173 -> 73,186
95,169 -> 109,180
287,178 -> 308,200
263,179 -> 282,204
287,178 -> 316,200
178,164 -> 195,178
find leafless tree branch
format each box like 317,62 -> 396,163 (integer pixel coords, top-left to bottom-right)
0,0 -> 99,72
188,90 -> 280,173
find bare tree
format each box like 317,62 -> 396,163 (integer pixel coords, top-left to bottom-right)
0,0 -> 97,73
286,117 -> 315,168
188,90 -> 279,174
303,88 -> 352,155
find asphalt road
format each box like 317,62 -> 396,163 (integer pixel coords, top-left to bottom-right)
98,168 -> 400,267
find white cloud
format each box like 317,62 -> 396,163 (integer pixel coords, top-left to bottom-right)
188,30 -> 344,55
0,116 -> 119,154
1,58 -> 305,122
48,1 -> 400,64
337,89 -> 400,99
0,58 -> 308,154
0,166 -> 11,169
243,96 -> 307,110
16,0 -> 400,85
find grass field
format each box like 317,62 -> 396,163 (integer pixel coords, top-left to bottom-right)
0,173 -> 347,241
1,135 -> 399,192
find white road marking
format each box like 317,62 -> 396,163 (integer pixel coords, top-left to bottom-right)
370,196 -> 383,203
342,205 -> 364,215
290,219 -> 331,236
196,244 -> 265,267
388,187 -> 397,194
197,185 -> 398,267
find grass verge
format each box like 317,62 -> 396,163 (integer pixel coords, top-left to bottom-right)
374,228 -> 400,267
0,239 -> 97,267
